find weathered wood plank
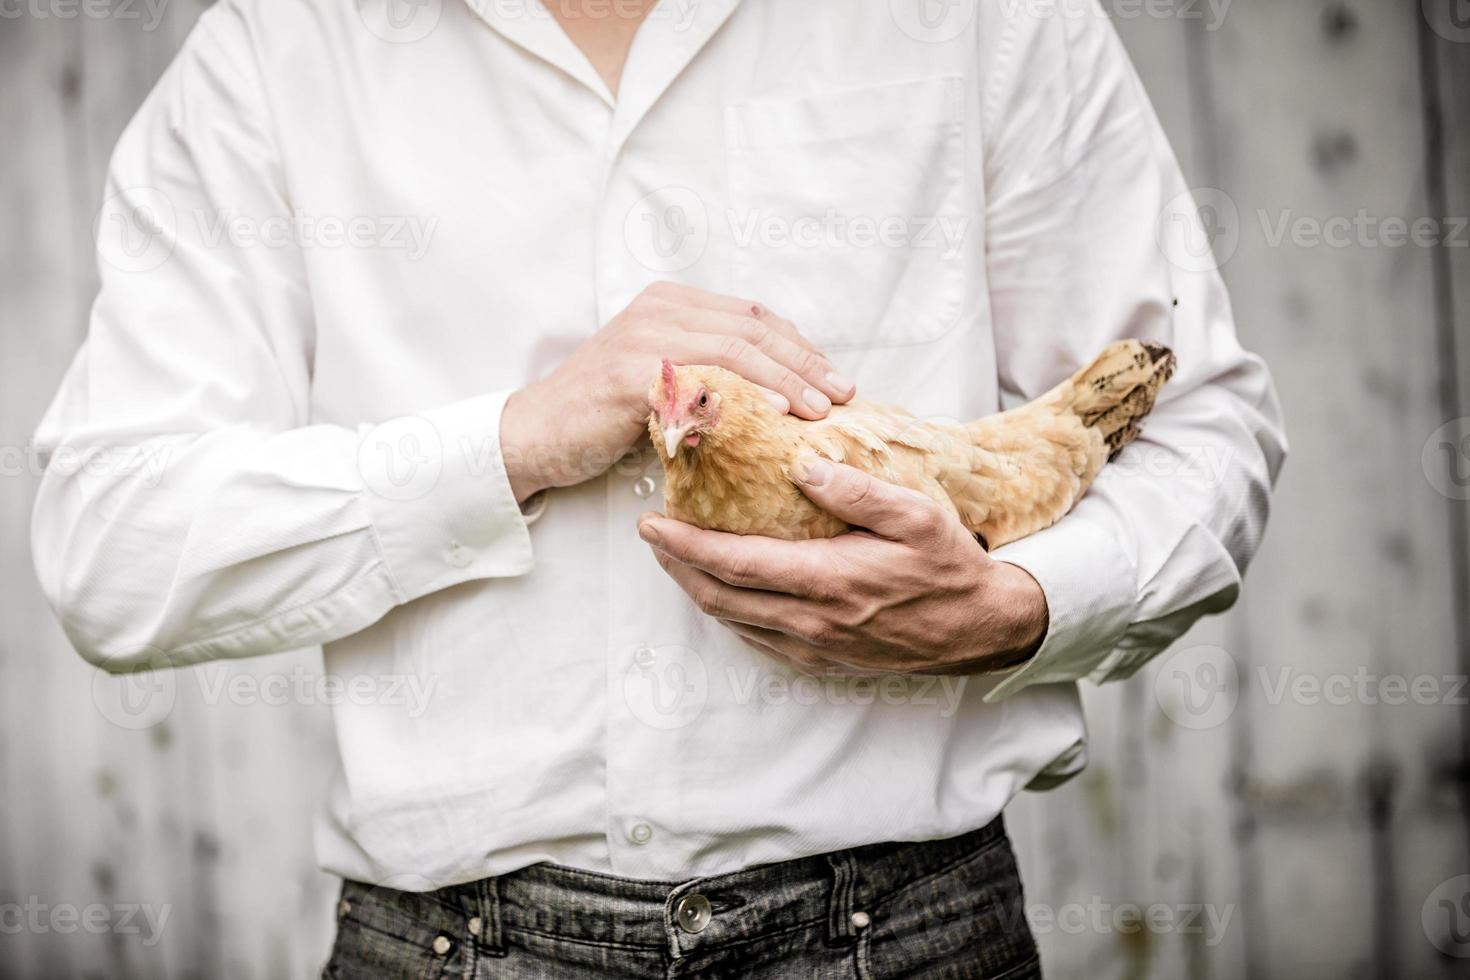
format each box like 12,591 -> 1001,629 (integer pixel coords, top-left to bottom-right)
0,7 -> 337,979
1416,0 -> 1470,968
1199,1 -> 1468,977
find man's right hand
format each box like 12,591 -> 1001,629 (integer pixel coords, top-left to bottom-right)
499,281 -> 855,502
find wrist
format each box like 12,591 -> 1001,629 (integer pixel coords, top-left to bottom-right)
982,559 -> 1049,670
500,384 -> 556,503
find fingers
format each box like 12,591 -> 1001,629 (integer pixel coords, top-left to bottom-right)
675,309 -> 853,406
790,454 -> 946,541
647,282 -> 818,352
638,282 -> 856,411
648,545 -> 814,631
682,332 -> 842,420
718,621 -> 865,677
637,514 -> 819,596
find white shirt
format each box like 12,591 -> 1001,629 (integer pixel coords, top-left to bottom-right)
32,0 -> 1285,885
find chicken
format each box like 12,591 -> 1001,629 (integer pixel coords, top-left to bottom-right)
647,340 -> 1176,549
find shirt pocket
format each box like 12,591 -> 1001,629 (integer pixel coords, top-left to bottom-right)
723,75 -> 967,350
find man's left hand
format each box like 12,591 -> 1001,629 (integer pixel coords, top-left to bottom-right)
637,454 -> 1049,676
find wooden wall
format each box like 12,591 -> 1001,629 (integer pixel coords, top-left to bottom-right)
0,1 -> 1465,977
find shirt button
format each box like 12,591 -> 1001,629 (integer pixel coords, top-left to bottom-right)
446,541 -> 474,567
467,916 -> 483,937
634,646 -> 657,668
851,911 -> 871,929
633,475 -> 657,498
431,935 -> 453,956
629,822 -> 654,845
675,893 -> 713,933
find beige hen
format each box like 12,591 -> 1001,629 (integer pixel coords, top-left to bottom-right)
647,340 -> 1176,549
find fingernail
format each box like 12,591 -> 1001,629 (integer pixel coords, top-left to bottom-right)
802,388 -> 832,414
638,518 -> 662,546
825,371 -> 855,395
761,389 -> 790,413
793,452 -> 831,486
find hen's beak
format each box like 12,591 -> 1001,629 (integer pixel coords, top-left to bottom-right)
662,421 -> 694,457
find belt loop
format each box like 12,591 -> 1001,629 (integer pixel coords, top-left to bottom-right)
474,876 -> 506,954
825,851 -> 859,946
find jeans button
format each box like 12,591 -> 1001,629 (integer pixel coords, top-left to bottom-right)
674,893 -> 713,933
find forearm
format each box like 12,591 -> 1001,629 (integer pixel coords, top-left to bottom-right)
985,359 -> 1284,699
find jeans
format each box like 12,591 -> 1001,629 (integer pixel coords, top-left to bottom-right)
323,816 -> 1041,979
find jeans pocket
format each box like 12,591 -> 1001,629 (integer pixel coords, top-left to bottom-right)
863,837 -> 1039,979
325,883 -> 460,980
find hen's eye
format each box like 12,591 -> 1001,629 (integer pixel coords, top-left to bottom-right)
698,392 -> 708,408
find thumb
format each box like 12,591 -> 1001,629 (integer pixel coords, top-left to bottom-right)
791,452 -> 937,540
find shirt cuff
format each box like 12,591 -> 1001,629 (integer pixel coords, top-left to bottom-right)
982,514 -> 1137,702
360,390 -> 534,603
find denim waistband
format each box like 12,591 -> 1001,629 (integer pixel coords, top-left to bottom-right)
340,816 -> 1008,960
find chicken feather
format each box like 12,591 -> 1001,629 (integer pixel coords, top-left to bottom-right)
648,340 -> 1175,549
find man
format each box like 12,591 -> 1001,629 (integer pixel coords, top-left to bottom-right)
32,0 -> 1285,975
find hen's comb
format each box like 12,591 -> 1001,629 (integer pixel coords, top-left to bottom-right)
660,359 -> 679,415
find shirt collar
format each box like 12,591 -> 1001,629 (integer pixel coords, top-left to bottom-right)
463,0 -> 742,137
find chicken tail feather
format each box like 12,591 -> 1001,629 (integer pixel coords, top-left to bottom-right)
1065,339 -> 1176,459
